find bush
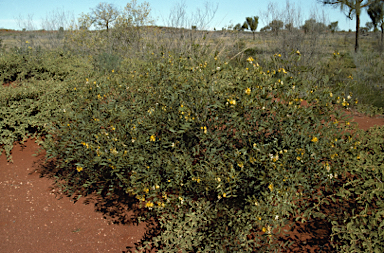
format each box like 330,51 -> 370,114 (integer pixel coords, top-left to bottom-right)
0,49 -> 92,161
40,51 -> 363,251
0,47 -> 92,84
324,126 -> 384,252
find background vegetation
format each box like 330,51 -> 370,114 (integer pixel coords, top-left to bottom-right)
1,0 -> 383,252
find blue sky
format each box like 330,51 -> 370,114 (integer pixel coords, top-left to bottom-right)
0,0 -> 372,31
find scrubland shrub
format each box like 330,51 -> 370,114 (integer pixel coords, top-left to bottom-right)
35,49 -> 375,252
0,46 -> 92,84
0,49 -> 92,161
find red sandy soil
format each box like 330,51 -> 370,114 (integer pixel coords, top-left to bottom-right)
1,112 -> 383,253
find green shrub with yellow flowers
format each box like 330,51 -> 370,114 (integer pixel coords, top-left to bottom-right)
37,49 -> 381,252
1,46 -> 383,252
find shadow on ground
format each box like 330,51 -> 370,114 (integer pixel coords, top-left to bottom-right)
32,156 -> 162,253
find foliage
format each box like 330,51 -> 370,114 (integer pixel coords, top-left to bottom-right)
2,6 -> 384,251
0,46 -> 92,84
367,0 -> 384,44
243,16 -> 259,40
301,19 -> 328,34
90,2 -> 120,31
366,21 -> 374,31
322,126 -> 384,252
0,48 -> 92,161
329,21 -> 340,33
32,49 -> 368,252
115,0 -> 153,28
262,20 -> 284,36
233,23 -> 242,31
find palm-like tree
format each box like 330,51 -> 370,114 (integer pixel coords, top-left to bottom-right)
319,0 -> 375,52
244,16 -> 259,40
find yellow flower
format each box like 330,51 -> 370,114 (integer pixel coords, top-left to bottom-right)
246,57 -> 254,63
311,137 -> 318,143
150,135 -> 156,141
112,69 -> 114,73
278,54 -> 281,57
76,166 -> 83,172
245,88 -> 251,95
146,201 -> 154,208
110,148 -> 118,155
223,193 -> 227,198
262,227 -> 267,233
229,99 -> 236,105
325,163 -> 331,172
26,40 -> 29,43
268,183 -> 273,191
144,188 -> 149,193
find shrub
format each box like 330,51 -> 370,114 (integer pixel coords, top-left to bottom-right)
0,49 -> 92,161
323,126 -> 384,252
40,51 -> 362,251
0,47 -> 92,84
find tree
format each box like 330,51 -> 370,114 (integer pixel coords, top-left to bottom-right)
367,0 -> 384,44
366,21 -> 374,30
285,23 -> 294,32
233,23 -> 247,31
318,0 -> 375,52
301,18 -> 328,33
116,0 -> 153,28
244,16 -> 259,40
260,26 -> 270,32
328,21 -> 339,33
269,19 -> 284,35
301,18 -> 317,33
78,12 -> 93,30
91,2 -> 120,31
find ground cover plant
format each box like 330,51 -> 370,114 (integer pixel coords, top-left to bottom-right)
1,10 -> 384,252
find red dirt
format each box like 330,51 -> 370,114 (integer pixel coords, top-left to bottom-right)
1,112 -> 383,253
0,140 -> 148,253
